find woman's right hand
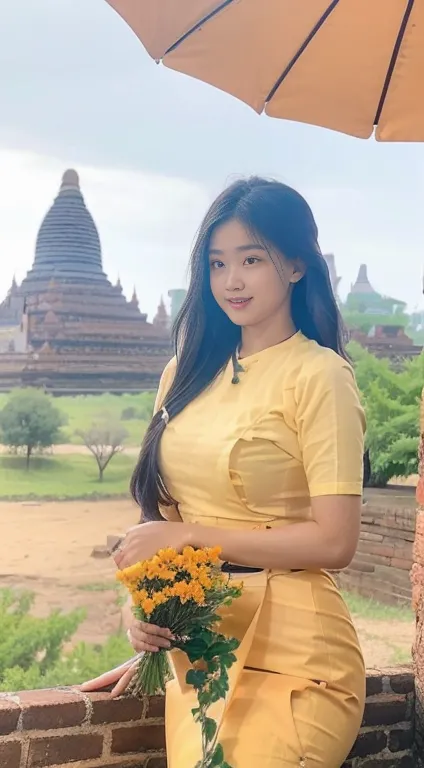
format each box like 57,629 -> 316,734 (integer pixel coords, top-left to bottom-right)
127,617 -> 174,653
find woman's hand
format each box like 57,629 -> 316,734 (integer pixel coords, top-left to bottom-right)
113,521 -> 193,571
127,617 -> 173,653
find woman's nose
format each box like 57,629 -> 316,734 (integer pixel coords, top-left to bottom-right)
225,268 -> 245,292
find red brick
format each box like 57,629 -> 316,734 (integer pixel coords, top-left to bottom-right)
363,694 -> 408,727
390,557 -> 412,571
376,526 -> 415,542
394,543 -> 413,558
0,699 -> 20,735
389,672 -> 415,695
360,542 -> 395,558
112,724 -> 165,754
90,693 -> 144,724
347,729 -> 386,758
358,758 -> 414,768
388,724 -> 414,752
359,531 -> 383,542
28,733 -> 103,767
146,696 -> 165,719
349,558 -> 375,574
0,740 -> 21,768
105,761 -> 148,768
19,689 -> 86,730
355,551 -> 391,567
366,673 -> 383,697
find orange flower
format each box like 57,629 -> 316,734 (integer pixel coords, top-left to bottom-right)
141,597 -> 155,616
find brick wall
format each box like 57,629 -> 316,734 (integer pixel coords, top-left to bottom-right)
414,391 -> 424,766
0,668 -> 416,768
337,490 -> 416,605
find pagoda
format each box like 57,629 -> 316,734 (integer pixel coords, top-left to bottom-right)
323,253 -> 341,302
0,170 -> 171,393
343,264 -> 422,365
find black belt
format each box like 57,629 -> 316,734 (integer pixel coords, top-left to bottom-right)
222,562 -> 304,574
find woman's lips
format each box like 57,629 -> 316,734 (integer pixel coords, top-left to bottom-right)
227,298 -> 252,310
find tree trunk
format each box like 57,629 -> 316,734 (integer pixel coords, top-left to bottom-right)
98,466 -> 104,482
26,445 -> 31,470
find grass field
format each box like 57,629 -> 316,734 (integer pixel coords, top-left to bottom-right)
0,453 -> 134,498
0,391 -> 155,446
343,590 -> 414,623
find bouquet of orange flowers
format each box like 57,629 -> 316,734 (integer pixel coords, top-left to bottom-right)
116,545 -> 243,768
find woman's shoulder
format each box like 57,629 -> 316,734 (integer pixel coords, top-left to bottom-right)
299,337 -> 352,375
280,334 -> 356,393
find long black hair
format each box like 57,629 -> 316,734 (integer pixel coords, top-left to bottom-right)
131,177 -> 347,520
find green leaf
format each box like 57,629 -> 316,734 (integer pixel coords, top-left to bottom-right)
186,669 -> 207,690
210,743 -> 224,766
203,717 -> 217,743
204,641 -> 233,660
184,637 -> 210,663
220,653 -> 237,668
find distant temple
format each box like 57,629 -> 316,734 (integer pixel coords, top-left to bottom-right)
344,263 -> 422,364
323,253 -> 341,301
0,170 -> 171,393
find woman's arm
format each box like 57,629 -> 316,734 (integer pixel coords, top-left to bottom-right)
188,495 -> 361,571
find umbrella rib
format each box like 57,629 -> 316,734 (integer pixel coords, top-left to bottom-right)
264,0 -> 341,105
164,0 -> 238,56
374,0 -> 415,127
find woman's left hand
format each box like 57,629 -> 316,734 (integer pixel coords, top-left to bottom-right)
113,521 -> 193,570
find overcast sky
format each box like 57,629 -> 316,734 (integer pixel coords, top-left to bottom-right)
1,0 -> 424,320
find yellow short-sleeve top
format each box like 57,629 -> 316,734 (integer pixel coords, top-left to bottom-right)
156,331 -> 365,527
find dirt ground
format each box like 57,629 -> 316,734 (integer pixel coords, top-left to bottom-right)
0,499 -> 414,669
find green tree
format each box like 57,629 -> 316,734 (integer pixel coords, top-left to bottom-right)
0,588 -> 130,691
348,342 -> 420,486
76,414 -> 128,482
0,389 -> 65,468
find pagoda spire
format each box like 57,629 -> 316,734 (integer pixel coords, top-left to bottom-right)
351,264 -> 376,295
131,287 -> 139,308
153,295 -> 170,331
27,168 -> 106,285
60,169 -> 80,192
323,253 -> 341,298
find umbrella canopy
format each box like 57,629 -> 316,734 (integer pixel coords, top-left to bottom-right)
105,0 -> 424,142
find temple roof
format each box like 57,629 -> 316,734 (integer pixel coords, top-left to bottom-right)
323,253 -> 341,296
350,264 -> 376,295
29,170 -> 106,283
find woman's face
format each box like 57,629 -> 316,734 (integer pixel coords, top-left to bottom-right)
208,218 -> 301,328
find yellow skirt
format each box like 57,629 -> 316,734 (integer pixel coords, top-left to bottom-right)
165,569 -> 365,767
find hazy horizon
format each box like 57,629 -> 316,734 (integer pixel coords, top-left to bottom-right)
1,1 -> 424,320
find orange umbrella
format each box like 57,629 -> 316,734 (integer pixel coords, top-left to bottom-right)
105,0 -> 423,142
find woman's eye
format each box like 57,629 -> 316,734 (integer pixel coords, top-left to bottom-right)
210,260 -> 224,269
245,256 -> 261,265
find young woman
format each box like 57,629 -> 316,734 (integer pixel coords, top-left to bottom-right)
84,177 -> 366,767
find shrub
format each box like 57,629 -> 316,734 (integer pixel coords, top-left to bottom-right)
348,342 -> 420,486
0,588 -> 130,691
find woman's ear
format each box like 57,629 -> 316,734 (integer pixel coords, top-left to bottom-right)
289,260 -> 306,284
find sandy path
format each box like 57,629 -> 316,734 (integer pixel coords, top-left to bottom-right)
0,499 -> 137,582
0,500 -> 414,665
